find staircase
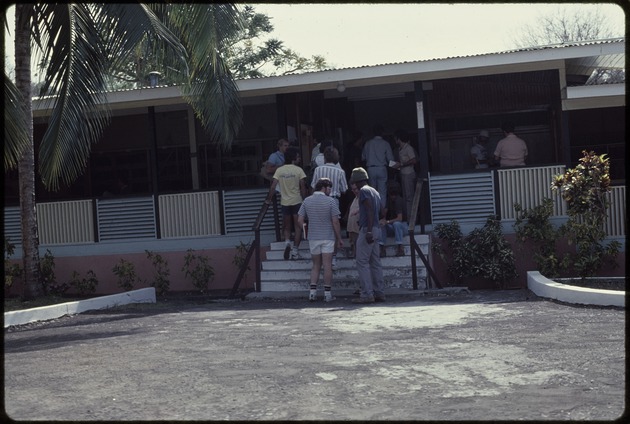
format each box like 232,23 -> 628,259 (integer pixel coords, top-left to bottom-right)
259,234 -> 431,292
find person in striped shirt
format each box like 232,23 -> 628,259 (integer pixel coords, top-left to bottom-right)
298,178 -> 343,302
311,146 -> 348,268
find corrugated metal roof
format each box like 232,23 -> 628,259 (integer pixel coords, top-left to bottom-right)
33,37 -> 624,100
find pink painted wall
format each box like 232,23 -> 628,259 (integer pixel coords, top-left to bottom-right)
7,246 -> 264,297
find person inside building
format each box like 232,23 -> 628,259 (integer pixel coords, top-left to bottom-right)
471,129 -> 490,169
494,122 -> 528,167
362,124 -> 394,203
392,129 -> 417,219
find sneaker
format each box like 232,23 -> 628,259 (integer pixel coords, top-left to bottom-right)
352,296 -> 375,304
374,295 -> 386,302
309,292 -> 317,302
290,249 -> 303,260
283,243 -> 291,260
324,294 -> 335,303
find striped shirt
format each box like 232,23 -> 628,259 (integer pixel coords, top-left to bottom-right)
298,192 -> 341,241
311,163 -> 348,198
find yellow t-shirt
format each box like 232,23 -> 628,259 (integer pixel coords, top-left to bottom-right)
273,164 -> 306,206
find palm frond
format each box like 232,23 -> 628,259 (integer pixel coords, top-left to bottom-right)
169,4 -> 244,150
4,74 -> 30,171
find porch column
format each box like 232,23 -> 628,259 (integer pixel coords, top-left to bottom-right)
414,81 -> 431,231
187,106 -> 200,190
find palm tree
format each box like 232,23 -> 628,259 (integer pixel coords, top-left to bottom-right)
6,4 -> 244,299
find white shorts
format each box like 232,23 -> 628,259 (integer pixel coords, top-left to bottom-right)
309,240 -> 335,255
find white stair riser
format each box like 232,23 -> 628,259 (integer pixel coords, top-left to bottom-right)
261,278 -> 429,292
261,266 -> 427,281
266,245 -> 429,261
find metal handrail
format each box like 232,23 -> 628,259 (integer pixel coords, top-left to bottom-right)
408,178 -> 442,289
229,193 -> 279,298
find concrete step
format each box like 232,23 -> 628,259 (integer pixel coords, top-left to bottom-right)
259,234 -> 432,292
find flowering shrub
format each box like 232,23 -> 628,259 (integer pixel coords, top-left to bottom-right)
551,151 -> 620,278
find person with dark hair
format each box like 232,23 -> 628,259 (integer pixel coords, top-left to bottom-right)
361,124 -> 394,202
265,147 -> 308,260
392,129 -> 417,219
379,186 -> 408,257
298,178 -> 343,302
494,122 -> 528,167
311,146 -> 347,268
349,167 -> 386,304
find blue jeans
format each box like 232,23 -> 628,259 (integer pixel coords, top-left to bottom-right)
367,166 -> 388,203
380,221 -> 408,246
356,227 -> 385,299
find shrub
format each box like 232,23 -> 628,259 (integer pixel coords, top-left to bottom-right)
69,270 -> 99,296
232,242 -> 252,280
4,237 -> 22,291
146,250 -> 170,296
513,199 -> 570,278
112,259 -> 142,291
40,249 -> 56,294
551,151 -> 621,278
182,249 -> 214,294
432,216 -> 517,288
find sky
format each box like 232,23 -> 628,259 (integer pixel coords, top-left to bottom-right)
251,2 -> 626,68
4,3 -> 626,74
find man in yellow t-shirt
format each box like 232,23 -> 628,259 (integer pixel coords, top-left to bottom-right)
265,147 -> 308,260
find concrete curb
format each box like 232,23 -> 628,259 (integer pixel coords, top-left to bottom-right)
527,271 -> 625,308
4,288 -> 156,328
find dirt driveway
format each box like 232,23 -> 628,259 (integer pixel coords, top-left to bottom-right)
4,290 -> 626,421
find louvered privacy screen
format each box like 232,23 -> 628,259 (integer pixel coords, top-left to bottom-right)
3,206 -> 22,246
429,172 -> 496,223
36,200 -> 94,244
223,188 -> 279,234
605,186 -> 626,237
96,197 -> 156,241
497,165 -> 566,220
158,191 -> 221,238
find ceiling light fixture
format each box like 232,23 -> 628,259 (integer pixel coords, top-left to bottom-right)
336,81 -> 346,93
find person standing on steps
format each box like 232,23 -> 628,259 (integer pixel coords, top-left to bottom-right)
392,129 -> 417,219
311,146 -> 348,269
362,124 -> 394,203
349,167 -> 386,304
265,147 -> 307,260
379,186 -> 408,257
298,178 -> 343,302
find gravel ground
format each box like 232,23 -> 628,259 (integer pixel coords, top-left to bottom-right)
3,289 -> 626,421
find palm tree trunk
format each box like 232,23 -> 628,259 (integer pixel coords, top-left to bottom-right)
15,4 -> 42,299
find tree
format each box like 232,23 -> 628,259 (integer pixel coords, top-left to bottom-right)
511,5 -> 623,48
224,6 -> 329,78
108,5 -> 329,87
5,4 -> 244,299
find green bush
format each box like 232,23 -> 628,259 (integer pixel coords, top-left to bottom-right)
146,250 -> 170,296
40,249 -> 57,294
182,249 -> 215,294
432,216 -> 517,288
513,199 -> 570,278
551,151 -> 621,278
4,237 -> 22,290
232,242 -> 252,280
112,259 -> 142,291
69,270 -> 99,296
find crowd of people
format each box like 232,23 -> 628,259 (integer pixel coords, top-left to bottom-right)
263,121 -> 527,303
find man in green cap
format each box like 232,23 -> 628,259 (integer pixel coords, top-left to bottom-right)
349,167 -> 386,303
